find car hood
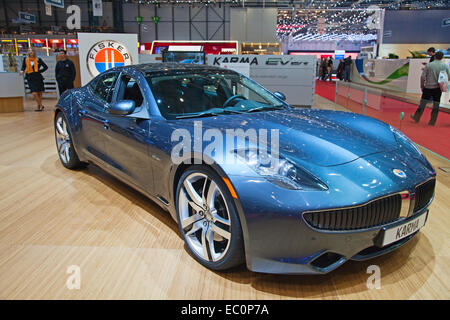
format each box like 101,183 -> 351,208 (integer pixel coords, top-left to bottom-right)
195,108 -> 399,167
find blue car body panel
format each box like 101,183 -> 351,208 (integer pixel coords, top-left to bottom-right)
55,63 -> 436,274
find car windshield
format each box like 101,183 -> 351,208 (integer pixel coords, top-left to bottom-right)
146,71 -> 287,119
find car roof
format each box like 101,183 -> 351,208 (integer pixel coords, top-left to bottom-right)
111,63 -> 238,76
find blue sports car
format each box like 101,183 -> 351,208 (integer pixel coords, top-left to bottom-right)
54,63 -> 436,274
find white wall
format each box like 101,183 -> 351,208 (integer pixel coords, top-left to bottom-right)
230,8 -> 278,43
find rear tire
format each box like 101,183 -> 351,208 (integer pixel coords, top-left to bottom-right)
175,165 -> 245,271
54,112 -> 86,170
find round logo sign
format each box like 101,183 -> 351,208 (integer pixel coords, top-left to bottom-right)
393,169 -> 407,179
87,40 -> 133,77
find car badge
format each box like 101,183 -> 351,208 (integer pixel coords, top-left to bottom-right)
393,169 -> 406,178
86,40 -> 133,77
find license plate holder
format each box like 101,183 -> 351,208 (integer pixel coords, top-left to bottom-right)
376,211 -> 428,247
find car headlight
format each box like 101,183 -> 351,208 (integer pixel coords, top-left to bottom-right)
390,126 -> 423,157
234,149 -> 328,191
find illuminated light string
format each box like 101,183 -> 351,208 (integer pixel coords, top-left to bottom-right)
124,0 -> 242,5
276,8 -> 381,42
292,32 -> 378,42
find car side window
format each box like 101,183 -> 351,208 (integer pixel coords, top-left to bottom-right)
92,72 -> 119,104
116,75 -> 144,109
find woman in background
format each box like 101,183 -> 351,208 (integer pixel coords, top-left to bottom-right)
20,48 -> 48,111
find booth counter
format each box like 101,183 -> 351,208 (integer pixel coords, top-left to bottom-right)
206,54 -> 316,106
0,72 -> 24,113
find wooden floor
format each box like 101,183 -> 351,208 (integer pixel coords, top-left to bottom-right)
0,96 -> 449,299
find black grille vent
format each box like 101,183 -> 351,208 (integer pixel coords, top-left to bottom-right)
303,194 -> 402,231
414,179 -> 436,212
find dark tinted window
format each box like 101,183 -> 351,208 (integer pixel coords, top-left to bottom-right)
146,72 -> 283,119
116,75 -> 144,108
92,72 -> 118,103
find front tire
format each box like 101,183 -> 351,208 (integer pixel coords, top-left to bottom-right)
54,112 -> 86,170
175,165 -> 245,270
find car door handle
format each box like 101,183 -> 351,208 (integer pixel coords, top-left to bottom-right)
103,119 -> 110,130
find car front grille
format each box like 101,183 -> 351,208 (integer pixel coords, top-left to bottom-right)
413,179 -> 436,212
303,194 -> 402,231
303,177 -> 436,231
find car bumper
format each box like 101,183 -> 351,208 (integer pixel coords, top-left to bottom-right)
250,212 -> 427,275
227,172 -> 433,275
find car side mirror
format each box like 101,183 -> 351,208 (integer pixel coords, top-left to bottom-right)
273,91 -> 286,101
108,100 -> 136,115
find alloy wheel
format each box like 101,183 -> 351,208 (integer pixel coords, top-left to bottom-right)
55,116 -> 71,164
178,172 -> 232,262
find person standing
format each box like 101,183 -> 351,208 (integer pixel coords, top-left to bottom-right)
316,58 -> 322,79
327,57 -> 334,81
20,48 -> 48,111
318,58 -> 323,80
337,59 -> 344,80
411,51 -> 450,126
320,58 -> 328,81
427,47 -> 435,63
55,49 -> 76,94
343,56 -> 352,82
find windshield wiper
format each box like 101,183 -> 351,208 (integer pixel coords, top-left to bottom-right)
175,111 -> 221,119
222,109 -> 246,114
246,105 -> 285,113
175,105 -> 285,118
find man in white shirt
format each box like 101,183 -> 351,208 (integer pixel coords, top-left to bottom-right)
411,51 -> 450,126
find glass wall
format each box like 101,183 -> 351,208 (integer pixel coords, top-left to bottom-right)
318,79 -> 450,160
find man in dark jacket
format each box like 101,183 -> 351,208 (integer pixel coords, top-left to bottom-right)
327,57 -> 334,81
55,50 -> 76,94
337,59 -> 344,80
343,56 -> 352,82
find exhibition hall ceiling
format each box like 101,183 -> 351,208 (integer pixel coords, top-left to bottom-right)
124,0 -> 450,10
